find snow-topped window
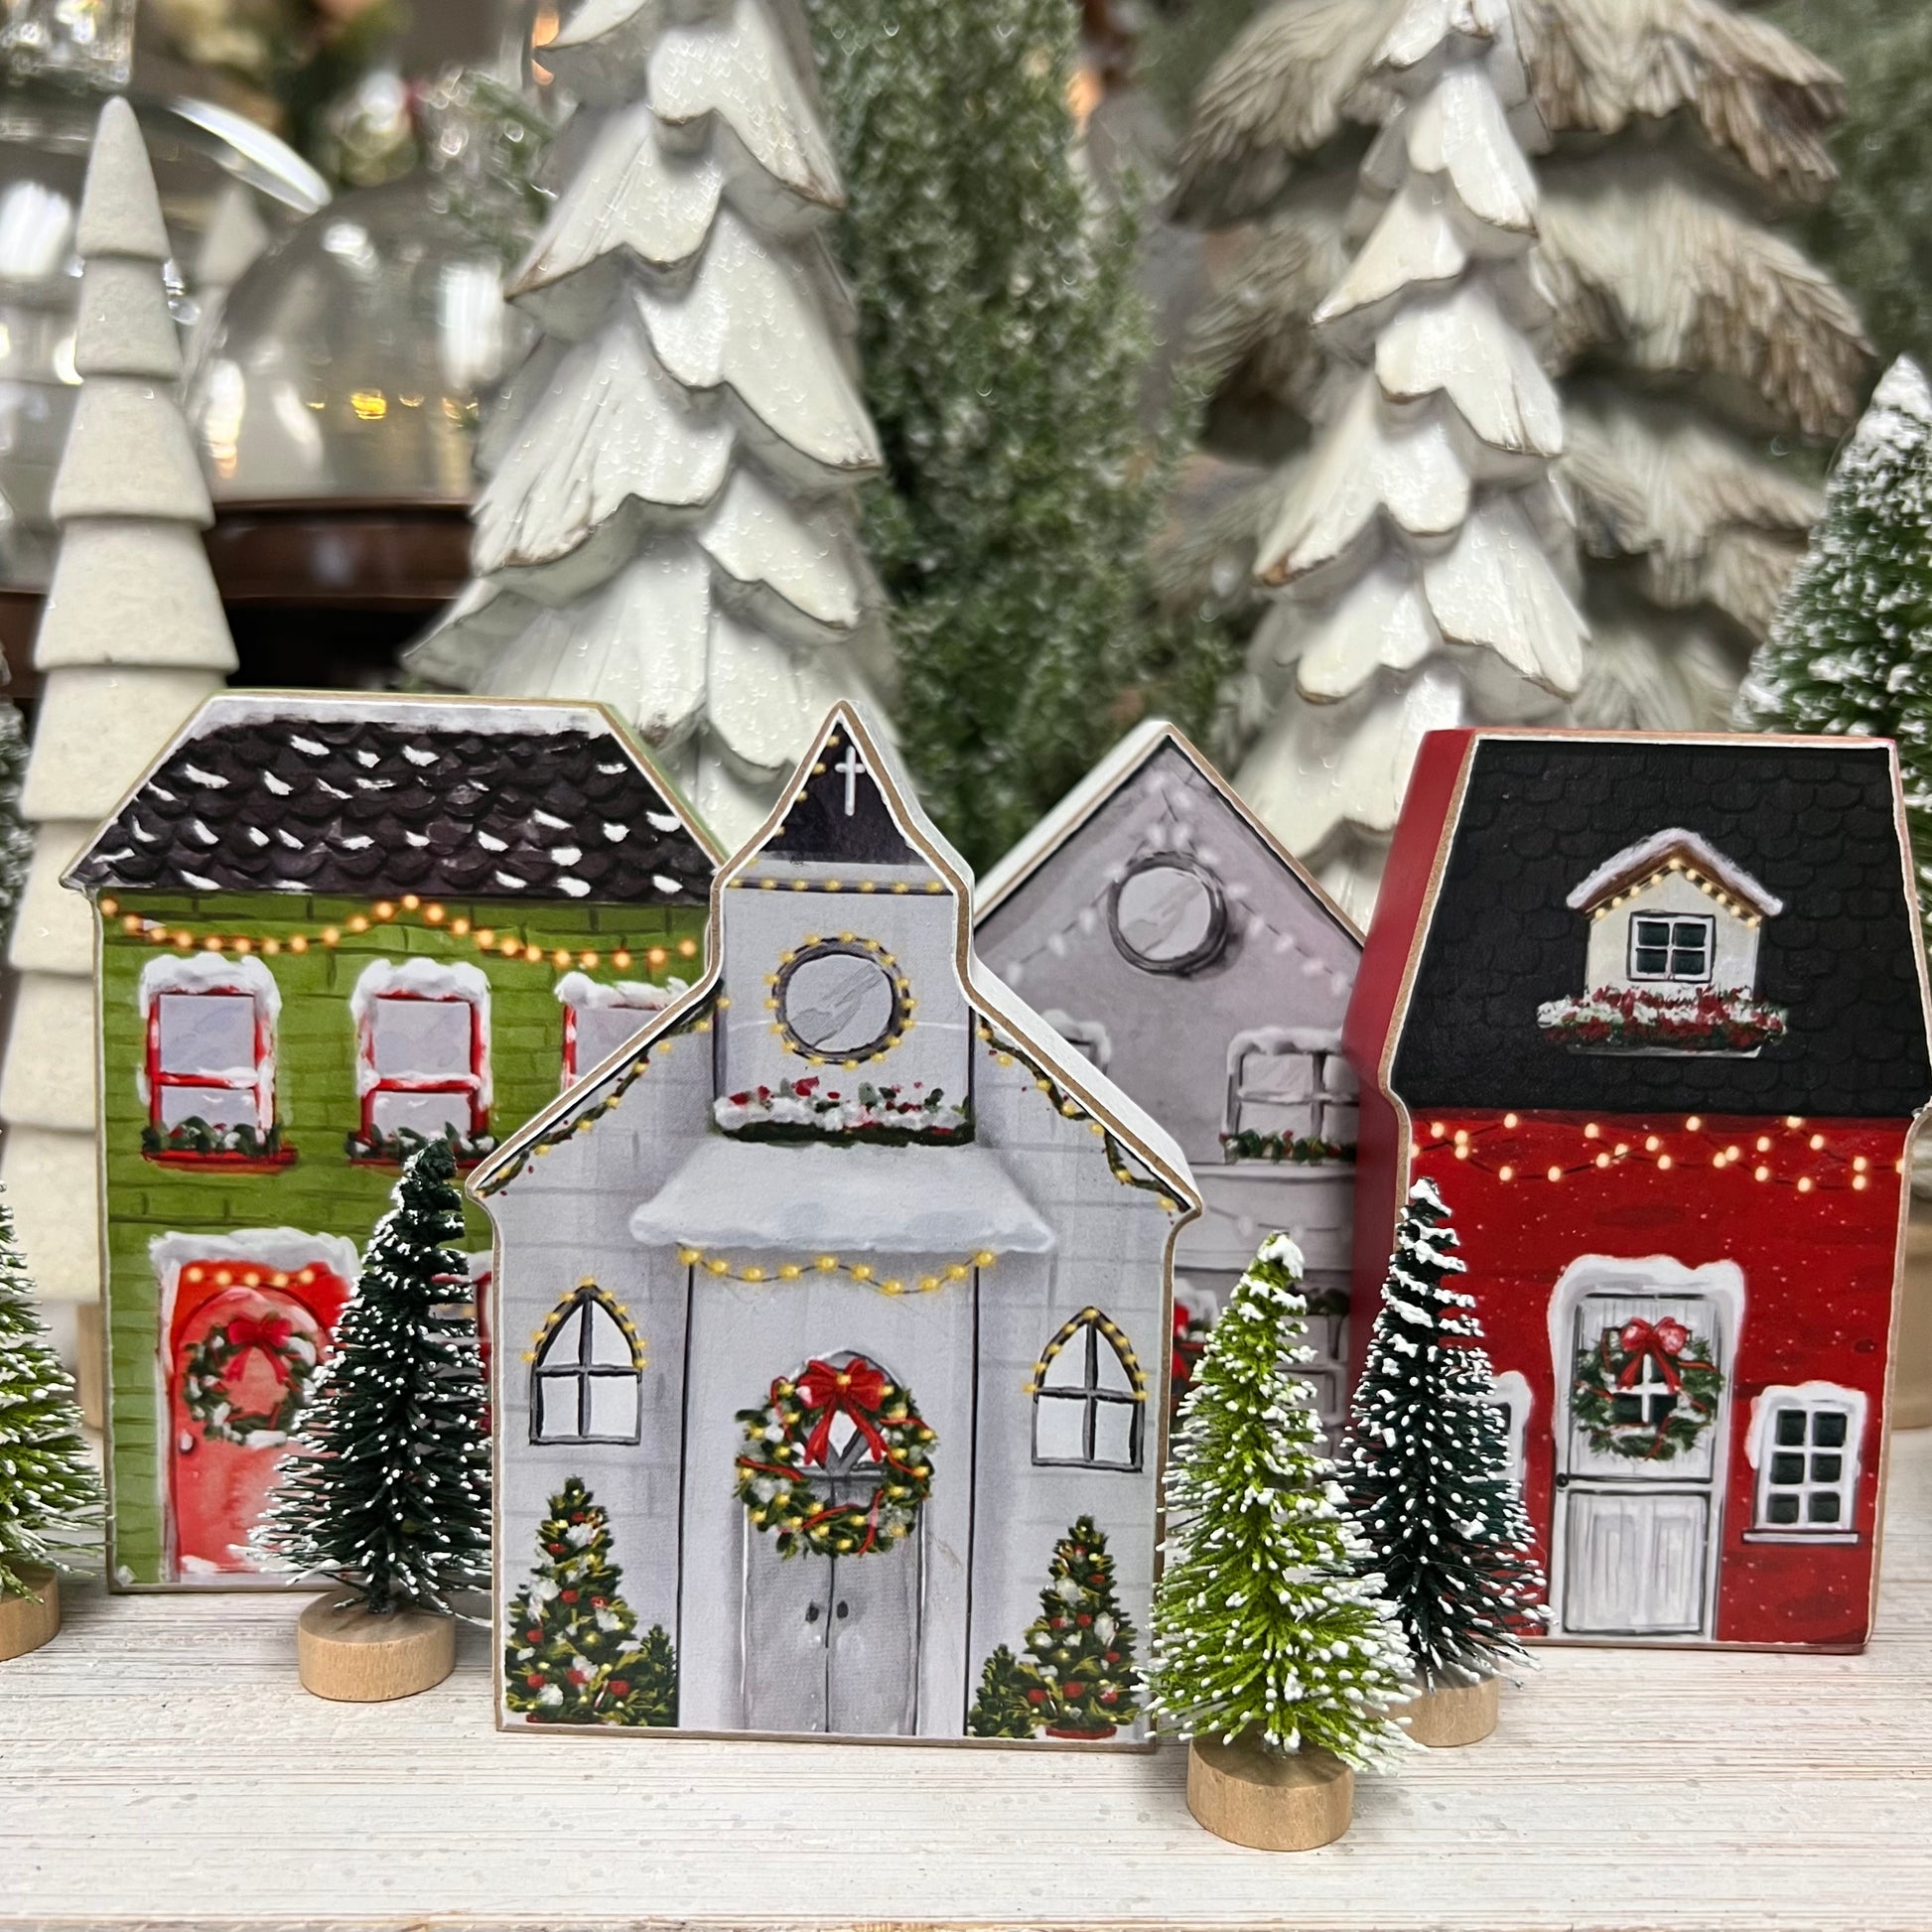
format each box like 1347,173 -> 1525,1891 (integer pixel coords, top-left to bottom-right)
1628,914 -> 1714,984
139,954 -> 282,1160
531,1281 -> 644,1445
1746,1383 -> 1867,1542
555,970 -> 685,1088
1222,1028 -> 1357,1161
1032,1309 -> 1144,1471
349,958 -> 491,1162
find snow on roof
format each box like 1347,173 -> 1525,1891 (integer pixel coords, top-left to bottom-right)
1565,828 -> 1784,917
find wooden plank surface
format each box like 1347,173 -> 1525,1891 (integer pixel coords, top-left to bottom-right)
6,1433 -> 1932,1932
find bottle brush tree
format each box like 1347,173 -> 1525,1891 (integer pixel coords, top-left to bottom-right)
1736,356 -> 1932,922
0,1188 -> 100,1593
505,1475 -> 677,1727
1152,1231 -> 1411,1765
257,1140 -> 490,1615
1343,1179 -> 1546,1691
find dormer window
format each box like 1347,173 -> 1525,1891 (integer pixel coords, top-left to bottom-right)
1628,914 -> 1713,984
1538,829 -> 1788,1057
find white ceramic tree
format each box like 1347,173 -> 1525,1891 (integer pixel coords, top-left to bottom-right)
408,0 -> 888,844
1233,0 -> 1587,922
0,97 -> 236,1302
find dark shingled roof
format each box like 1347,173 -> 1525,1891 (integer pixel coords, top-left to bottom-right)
1389,737 -> 1932,1120
68,697 -> 716,905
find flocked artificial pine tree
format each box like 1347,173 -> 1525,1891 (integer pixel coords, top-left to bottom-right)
409,0 -> 889,848
258,1142 -> 490,1615
805,0 -> 1210,869
1344,1180 -> 1545,1693
0,1187 -> 100,1596
1736,356 -> 1932,920
1152,1232 -> 1410,1764
0,97 -> 237,1301
1194,0 -> 1587,923
504,1476 -> 678,1726
1166,0 -> 1867,916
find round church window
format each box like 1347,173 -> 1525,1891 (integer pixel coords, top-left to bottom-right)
1108,854 -> 1229,975
777,941 -> 904,1061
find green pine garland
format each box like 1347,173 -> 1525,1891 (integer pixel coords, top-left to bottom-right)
1737,358 -> 1932,921
504,1477 -> 677,1727
805,0 -> 1225,871
1152,1232 -> 1411,1766
256,1141 -> 490,1615
0,1188 -> 100,1595
1343,1180 -> 1547,1693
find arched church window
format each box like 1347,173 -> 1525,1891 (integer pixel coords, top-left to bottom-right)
530,1281 -> 644,1445
1031,1309 -> 1145,1470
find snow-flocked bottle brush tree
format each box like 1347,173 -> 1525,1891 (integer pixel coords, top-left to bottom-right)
407,0 -> 890,849
0,1185 -> 100,1646
1736,356 -> 1932,924
258,1141 -> 490,1619
1343,1179 -> 1545,1713
1151,1231 -> 1411,1768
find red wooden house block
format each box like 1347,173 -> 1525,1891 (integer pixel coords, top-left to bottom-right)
1345,730 -> 1932,1650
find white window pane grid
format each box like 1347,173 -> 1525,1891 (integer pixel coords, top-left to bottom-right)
572,1005 -> 651,1074
1629,914 -> 1715,984
1032,1314 -> 1142,1470
370,1089 -> 473,1139
370,997 -> 476,1077
531,1287 -> 642,1446
158,1083 -> 262,1132
1759,1404 -> 1856,1530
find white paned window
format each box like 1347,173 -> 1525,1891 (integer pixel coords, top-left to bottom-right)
556,971 -> 684,1087
531,1283 -> 644,1446
1628,913 -> 1715,984
351,958 -> 490,1149
138,954 -> 280,1146
1755,1392 -> 1862,1534
1032,1309 -> 1144,1471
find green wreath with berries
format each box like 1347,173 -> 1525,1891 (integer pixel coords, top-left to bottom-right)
180,1311 -> 319,1447
734,1355 -> 935,1559
1572,1315 -> 1723,1462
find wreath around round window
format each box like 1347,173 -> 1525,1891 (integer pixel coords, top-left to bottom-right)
180,1312 -> 320,1448
734,1355 -> 935,1559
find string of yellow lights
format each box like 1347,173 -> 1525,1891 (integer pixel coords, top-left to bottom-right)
96,892 -> 701,976
672,1244 -> 999,1297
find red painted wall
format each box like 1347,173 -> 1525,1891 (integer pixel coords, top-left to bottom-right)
1352,1108 -> 1906,1650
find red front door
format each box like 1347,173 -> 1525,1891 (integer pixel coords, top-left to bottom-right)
166,1259 -> 351,1580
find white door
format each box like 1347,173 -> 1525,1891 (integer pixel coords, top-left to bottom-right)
741,1400 -> 921,1734
1555,1287 -> 1729,1640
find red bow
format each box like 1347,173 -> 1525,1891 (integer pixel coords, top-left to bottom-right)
225,1312 -> 295,1383
1613,1317 -> 1692,1393
791,1356 -> 888,1466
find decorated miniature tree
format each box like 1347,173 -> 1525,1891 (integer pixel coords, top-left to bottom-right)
0,1187 -> 100,1655
1343,1181 -> 1544,1739
259,1142 -> 490,1657
804,0 -> 1212,868
504,1476 -> 678,1727
1153,1231 -> 1409,1842
1012,1516 -> 1142,1739
1737,357 -> 1932,921
966,1643 -> 1038,1740
408,0 -> 889,847
0,97 -> 237,1303
1212,0 -> 1587,923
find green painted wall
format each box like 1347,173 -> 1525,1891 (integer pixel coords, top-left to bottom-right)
99,889 -> 705,1586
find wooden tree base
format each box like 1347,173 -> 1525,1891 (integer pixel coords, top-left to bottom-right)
1185,1734 -> 1353,1851
1393,1674 -> 1500,1748
297,1598 -> 455,1703
0,1569 -> 61,1662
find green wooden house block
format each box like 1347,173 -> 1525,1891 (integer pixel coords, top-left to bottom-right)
64,693 -> 720,1588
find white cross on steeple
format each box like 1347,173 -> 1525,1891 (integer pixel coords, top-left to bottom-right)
834,741 -> 865,817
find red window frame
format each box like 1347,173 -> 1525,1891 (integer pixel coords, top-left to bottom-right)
359,990 -> 488,1141
146,986 -> 274,1136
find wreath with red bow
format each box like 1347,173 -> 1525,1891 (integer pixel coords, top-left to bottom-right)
1572,1316 -> 1723,1461
734,1356 -> 936,1559
179,1311 -> 320,1447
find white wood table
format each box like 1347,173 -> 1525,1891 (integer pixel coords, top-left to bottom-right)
7,1435 -> 1932,1931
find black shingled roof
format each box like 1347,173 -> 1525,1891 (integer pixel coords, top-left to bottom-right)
68,698 -> 716,905
1389,737 -> 1932,1120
